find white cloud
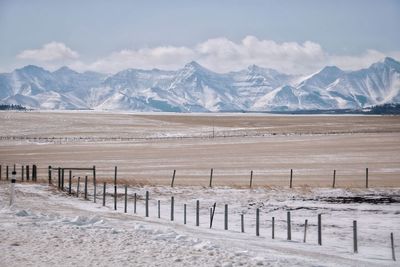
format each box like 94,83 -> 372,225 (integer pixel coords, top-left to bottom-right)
17,42 -> 79,62
72,46 -> 195,74
16,37 -> 400,75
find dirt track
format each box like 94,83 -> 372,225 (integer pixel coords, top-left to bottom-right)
1,111 -> 399,187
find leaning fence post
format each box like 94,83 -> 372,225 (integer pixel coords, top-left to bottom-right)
48,166 -> 51,185
290,169 -> 293,188
184,204 -> 187,224
256,208 -> 260,236
250,170 -> 253,188
103,182 -> 106,206
391,232 -> 396,261
241,214 -> 244,233
318,214 -> 322,245
366,168 -> 369,188
272,216 -> 275,239
114,166 -> 117,211
171,169 -> 176,187
224,204 -> 228,230
76,177 -> 80,197
210,202 -> 216,229
303,219 -> 308,243
287,211 -> 292,240
353,220 -> 358,253
68,170 -> 72,195
145,191 -> 149,217
84,176 -> 88,200
209,168 -> 213,187
196,200 -> 200,226
332,170 -> 336,188
171,196 -> 174,221
124,185 -> 128,213
158,200 -> 161,218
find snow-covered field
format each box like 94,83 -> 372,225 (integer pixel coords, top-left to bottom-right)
0,181 -> 398,266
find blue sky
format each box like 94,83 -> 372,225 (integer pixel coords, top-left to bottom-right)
0,0 -> 399,74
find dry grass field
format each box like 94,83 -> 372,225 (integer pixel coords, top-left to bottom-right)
1,111 -> 399,187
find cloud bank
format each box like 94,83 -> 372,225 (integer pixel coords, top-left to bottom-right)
16,36 -> 400,75
17,42 -> 80,62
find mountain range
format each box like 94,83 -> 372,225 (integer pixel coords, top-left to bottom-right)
1,57 -> 399,112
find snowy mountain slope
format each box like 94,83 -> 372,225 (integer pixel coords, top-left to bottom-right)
0,57 -> 399,111
254,57 -> 400,111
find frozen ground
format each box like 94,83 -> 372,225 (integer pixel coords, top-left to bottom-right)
0,181 -> 398,266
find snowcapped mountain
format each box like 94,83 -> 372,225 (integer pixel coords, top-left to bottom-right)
1,57 -> 399,112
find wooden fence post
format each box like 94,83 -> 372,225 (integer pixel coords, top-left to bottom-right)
76,177 -> 80,197
209,168 -> 213,187
134,193 -> 137,214
366,168 -> 369,188
241,214 -> 244,233
250,170 -> 253,188
145,191 -> 149,217
171,196 -> 174,221
196,200 -> 200,226
93,165 -> 96,203
290,169 -> 293,188
21,165 -> 24,181
171,169 -> 176,187
332,170 -> 336,188
84,176 -> 88,200
0,165 -> 2,180
272,217 -> 275,239
26,165 -> 29,181
32,165 -> 37,182
114,166 -> 117,211
224,204 -> 228,230
103,182 -> 106,206
158,200 -> 161,218
13,164 -> 16,172
318,214 -> 322,245
391,232 -> 396,261
124,185 -> 128,213
68,171 -> 72,194
6,165 -> 9,180
61,168 -> 64,191
256,208 -> 260,236
303,219 -> 308,243
353,220 -> 358,253
184,204 -> 187,224
57,167 -> 60,188
210,202 -> 216,228
48,166 -> 51,185
287,211 -> 291,240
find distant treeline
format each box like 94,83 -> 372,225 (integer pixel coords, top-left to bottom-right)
0,104 -> 27,110
368,103 -> 400,114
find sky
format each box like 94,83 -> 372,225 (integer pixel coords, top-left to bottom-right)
0,0 -> 399,75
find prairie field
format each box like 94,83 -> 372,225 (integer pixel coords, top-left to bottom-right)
1,111 -> 399,187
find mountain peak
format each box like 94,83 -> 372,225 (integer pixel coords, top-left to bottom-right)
17,65 -> 47,73
383,57 -> 400,69
53,66 -> 78,75
318,66 -> 344,77
183,61 -> 205,70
